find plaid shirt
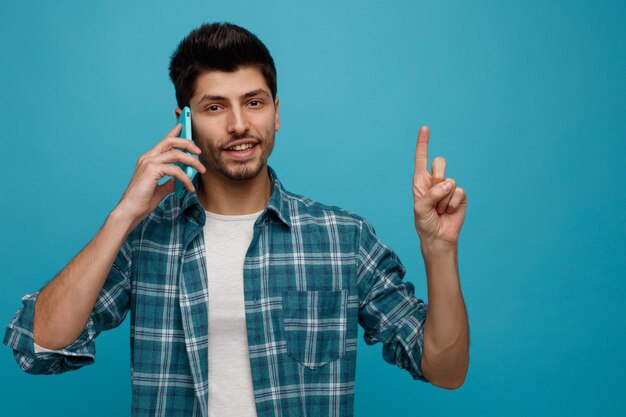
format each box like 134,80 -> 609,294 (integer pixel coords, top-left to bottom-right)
4,166 -> 429,417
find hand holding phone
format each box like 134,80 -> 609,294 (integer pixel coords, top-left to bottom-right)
115,122 -> 205,232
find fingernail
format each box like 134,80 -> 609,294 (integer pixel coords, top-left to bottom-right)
442,181 -> 452,191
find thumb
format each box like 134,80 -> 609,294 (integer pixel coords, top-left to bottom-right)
153,178 -> 175,204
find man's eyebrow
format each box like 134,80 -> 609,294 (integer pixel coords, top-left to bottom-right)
197,94 -> 227,103
196,89 -> 270,104
241,89 -> 270,99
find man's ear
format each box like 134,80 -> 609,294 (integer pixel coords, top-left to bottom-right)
175,107 -> 182,120
274,96 -> 280,132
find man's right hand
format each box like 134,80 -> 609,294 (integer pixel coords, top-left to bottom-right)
115,123 -> 206,227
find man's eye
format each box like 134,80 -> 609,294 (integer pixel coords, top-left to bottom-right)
207,105 -> 220,111
249,100 -> 261,107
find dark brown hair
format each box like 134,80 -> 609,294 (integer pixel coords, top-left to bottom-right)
169,22 -> 277,108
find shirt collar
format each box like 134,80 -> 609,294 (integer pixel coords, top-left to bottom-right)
180,166 -> 292,227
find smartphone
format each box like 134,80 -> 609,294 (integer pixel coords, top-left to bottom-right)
173,106 -> 198,199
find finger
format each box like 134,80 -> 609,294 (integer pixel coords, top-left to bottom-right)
414,126 -> 430,176
155,149 -> 206,174
431,157 -> 446,185
145,124 -> 184,156
147,136 -> 201,158
160,165 -> 196,192
167,123 -> 183,137
445,187 -> 467,214
436,178 -> 455,214
416,179 -> 454,213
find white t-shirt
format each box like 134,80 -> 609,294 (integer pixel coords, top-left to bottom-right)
203,209 -> 262,417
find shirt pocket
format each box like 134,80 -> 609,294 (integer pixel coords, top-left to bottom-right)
282,289 -> 348,369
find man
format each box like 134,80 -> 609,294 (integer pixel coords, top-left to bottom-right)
4,22 -> 469,417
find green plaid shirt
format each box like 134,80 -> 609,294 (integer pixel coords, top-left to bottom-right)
4,167 -> 429,417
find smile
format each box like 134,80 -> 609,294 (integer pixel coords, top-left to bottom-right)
226,143 -> 255,151
223,142 -> 259,160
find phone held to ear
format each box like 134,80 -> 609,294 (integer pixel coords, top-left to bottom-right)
173,106 -> 198,199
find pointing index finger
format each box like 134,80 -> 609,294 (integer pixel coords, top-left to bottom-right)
414,126 -> 430,175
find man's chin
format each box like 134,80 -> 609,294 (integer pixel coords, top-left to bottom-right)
218,160 -> 266,181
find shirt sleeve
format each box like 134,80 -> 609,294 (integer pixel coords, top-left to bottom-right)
3,236 -> 133,375
356,218 -> 430,382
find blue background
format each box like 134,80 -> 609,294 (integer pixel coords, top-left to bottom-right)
1,0 -> 625,416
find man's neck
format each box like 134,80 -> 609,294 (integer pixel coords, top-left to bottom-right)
196,167 -> 272,215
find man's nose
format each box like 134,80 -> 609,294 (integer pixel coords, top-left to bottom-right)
227,107 -> 249,135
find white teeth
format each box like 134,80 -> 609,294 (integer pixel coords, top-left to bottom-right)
228,143 -> 254,151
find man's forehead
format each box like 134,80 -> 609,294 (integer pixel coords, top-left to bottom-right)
191,67 -> 271,103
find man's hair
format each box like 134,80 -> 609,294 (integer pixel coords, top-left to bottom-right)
169,22 -> 277,108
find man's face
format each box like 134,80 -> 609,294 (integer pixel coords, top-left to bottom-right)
181,66 -> 280,181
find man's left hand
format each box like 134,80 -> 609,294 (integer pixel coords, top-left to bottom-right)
412,126 -> 468,249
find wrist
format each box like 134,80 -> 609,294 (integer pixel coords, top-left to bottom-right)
108,206 -> 140,236
420,240 -> 458,258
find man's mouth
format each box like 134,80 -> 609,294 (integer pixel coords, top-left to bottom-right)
225,143 -> 256,151
222,140 -> 259,159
